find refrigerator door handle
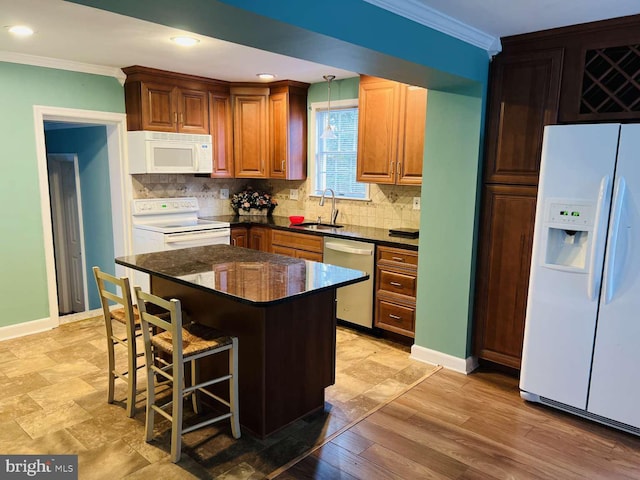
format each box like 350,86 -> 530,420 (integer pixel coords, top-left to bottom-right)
588,175 -> 612,301
603,176 -> 626,304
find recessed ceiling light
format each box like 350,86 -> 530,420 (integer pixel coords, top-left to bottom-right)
8,25 -> 34,37
257,73 -> 275,80
170,36 -> 199,47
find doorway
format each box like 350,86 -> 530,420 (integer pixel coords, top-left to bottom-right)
47,153 -> 87,315
33,106 -> 130,328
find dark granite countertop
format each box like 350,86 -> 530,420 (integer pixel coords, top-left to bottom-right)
116,244 -> 369,306
201,215 -> 420,251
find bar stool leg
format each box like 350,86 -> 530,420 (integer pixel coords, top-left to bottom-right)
171,361 -> 184,463
230,337 -> 240,439
144,357 -> 156,443
125,338 -> 137,418
190,359 -> 202,414
106,338 -> 116,405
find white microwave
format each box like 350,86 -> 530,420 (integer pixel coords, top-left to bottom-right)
128,131 -> 213,174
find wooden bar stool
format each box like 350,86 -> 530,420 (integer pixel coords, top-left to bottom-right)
92,266 -> 144,418
134,287 -> 240,463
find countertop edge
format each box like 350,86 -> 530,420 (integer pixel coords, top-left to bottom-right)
205,215 -> 420,251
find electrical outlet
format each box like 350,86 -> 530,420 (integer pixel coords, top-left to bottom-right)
289,189 -> 299,200
220,188 -> 229,200
413,197 -> 420,210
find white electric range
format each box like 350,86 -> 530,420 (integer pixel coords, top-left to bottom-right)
131,197 -> 230,290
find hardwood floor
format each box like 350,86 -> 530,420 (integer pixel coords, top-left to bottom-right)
276,368 -> 640,479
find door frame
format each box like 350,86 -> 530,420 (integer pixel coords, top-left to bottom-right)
48,153 -> 89,313
34,106 -> 131,328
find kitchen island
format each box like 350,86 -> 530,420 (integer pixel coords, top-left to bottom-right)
115,244 -> 368,438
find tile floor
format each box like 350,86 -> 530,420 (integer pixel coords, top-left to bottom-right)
0,317 -> 436,479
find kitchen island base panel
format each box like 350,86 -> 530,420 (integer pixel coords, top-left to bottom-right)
151,275 -> 337,439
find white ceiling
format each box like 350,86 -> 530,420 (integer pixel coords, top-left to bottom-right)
1,0 -> 640,83
372,0 -> 640,38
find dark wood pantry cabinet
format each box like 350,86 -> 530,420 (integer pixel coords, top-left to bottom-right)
474,14 -> 640,370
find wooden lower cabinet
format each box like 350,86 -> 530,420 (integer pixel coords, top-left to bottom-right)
230,226 -> 248,248
375,246 -> 418,338
271,229 -> 323,261
249,226 -> 271,252
473,184 -> 538,369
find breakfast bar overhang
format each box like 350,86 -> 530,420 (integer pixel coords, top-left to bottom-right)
116,244 -> 368,438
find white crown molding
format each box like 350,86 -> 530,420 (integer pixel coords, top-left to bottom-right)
363,0 -> 502,56
0,51 -> 126,85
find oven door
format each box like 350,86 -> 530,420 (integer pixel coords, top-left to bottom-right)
163,228 -> 230,250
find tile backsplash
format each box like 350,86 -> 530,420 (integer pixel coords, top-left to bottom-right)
132,175 -> 421,229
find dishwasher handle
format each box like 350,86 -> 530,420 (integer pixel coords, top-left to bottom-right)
324,241 -> 373,256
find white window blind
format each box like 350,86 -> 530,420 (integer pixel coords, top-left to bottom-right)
311,101 -> 369,201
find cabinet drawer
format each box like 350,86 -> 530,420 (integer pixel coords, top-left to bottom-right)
378,270 -> 416,297
377,246 -> 418,269
271,230 -> 323,253
375,300 -> 415,337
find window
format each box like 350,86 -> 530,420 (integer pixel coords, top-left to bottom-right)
310,99 -> 369,201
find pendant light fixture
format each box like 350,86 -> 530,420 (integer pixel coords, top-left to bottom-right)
320,75 -> 337,140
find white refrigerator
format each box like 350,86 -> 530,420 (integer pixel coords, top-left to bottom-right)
520,123 -> 640,434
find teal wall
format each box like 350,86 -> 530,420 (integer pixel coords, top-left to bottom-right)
45,126 -> 115,310
0,62 -> 124,327
417,91 -> 484,358
307,77 -> 360,104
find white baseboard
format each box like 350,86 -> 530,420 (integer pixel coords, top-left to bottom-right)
410,344 -> 479,374
0,308 -> 103,342
0,317 -> 57,342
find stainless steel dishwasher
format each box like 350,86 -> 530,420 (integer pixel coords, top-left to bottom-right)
323,238 -> 375,328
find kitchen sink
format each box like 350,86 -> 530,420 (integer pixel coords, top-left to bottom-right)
292,222 -> 344,230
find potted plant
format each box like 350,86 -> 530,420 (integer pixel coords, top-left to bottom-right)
231,186 -> 277,215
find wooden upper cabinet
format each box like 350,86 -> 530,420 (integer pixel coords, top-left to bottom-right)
357,75 -> 427,185
209,90 -> 234,178
123,66 -> 213,134
483,49 -> 563,185
397,86 -> 427,185
232,88 -> 268,178
357,76 -> 401,184
139,82 -> 175,132
177,88 -> 209,134
268,82 -> 309,180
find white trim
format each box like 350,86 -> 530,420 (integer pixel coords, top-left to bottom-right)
309,99 -> 370,202
33,106 -> 131,331
0,51 -> 126,85
72,154 -> 91,310
0,317 -> 57,342
362,0 -> 501,55
410,344 -> 479,374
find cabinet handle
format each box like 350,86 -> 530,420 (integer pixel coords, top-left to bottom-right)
232,238 -> 236,246
390,281 -> 402,287
392,256 -> 404,261
281,160 -> 285,171
174,111 -> 178,124
180,112 -> 184,126
389,314 -> 401,320
398,161 -> 402,177
390,160 -> 394,174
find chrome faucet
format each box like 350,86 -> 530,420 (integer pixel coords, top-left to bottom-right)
319,188 -> 339,225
